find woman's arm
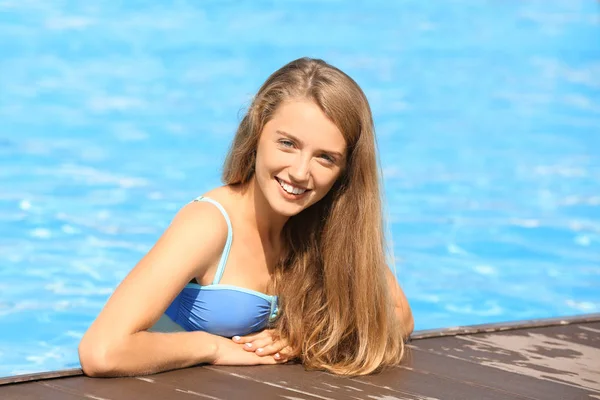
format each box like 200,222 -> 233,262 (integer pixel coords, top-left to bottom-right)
385,266 -> 414,339
78,201 -> 228,377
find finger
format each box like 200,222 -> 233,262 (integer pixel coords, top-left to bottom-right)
272,352 -> 289,363
242,336 -> 277,353
232,329 -> 275,344
277,345 -> 296,358
244,349 -> 286,365
255,340 -> 288,357
231,333 -> 262,344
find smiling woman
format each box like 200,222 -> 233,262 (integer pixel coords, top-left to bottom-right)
255,100 -> 347,216
78,57 -> 413,378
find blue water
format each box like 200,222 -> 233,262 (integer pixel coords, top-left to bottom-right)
1,0 -> 599,378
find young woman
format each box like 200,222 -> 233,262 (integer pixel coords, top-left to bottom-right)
78,57 -> 414,378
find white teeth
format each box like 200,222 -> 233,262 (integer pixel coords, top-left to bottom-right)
277,178 -> 307,195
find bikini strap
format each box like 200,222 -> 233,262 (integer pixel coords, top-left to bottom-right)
193,195 -> 232,285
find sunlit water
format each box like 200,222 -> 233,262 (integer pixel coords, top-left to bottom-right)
0,0 -> 599,377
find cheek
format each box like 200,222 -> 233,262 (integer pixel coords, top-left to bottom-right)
254,144 -> 272,173
314,169 -> 342,193
258,148 -> 289,175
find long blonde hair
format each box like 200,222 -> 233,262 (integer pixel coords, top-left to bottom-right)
222,57 -> 405,376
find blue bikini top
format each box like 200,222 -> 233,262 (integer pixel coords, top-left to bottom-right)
164,196 -> 279,338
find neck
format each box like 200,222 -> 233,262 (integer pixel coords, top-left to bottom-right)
240,177 -> 289,246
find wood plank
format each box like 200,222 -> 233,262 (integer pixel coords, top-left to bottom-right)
354,362 -> 534,400
207,363 -> 425,400
411,324 -> 600,395
0,368 -> 82,386
210,361 -> 530,400
0,381 -> 85,399
406,346 -> 597,400
514,322 -> 600,349
414,313 -> 600,340
150,365 -> 314,399
45,375 -> 218,400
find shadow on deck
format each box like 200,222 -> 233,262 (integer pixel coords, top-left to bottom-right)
2,313 -> 599,399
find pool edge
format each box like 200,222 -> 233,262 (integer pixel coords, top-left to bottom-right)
411,312 -> 600,340
1,312 -> 599,386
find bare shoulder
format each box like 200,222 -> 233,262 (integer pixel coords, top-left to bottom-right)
166,195 -> 230,254
202,185 -> 242,207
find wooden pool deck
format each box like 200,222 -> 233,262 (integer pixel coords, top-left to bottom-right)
2,313 -> 599,399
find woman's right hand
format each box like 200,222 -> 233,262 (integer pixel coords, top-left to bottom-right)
211,335 -> 290,366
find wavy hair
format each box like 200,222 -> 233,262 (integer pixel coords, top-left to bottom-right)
222,57 -> 405,376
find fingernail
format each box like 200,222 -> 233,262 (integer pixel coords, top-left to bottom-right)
232,336 -> 241,341
274,353 -> 280,359
245,343 -> 252,348
257,348 -> 264,353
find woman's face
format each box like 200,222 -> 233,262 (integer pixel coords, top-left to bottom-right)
254,99 -> 347,217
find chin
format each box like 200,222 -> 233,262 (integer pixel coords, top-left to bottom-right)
271,198 -> 306,218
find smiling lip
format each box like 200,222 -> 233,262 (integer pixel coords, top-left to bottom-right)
275,177 -> 311,198
276,177 -> 310,191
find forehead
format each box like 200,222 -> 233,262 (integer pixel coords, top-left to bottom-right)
265,100 -> 346,152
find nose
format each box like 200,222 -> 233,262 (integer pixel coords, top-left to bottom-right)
288,153 -> 311,185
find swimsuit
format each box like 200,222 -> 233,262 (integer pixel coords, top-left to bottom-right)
160,196 -> 279,337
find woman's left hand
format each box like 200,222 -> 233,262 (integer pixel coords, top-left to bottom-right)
232,329 -> 294,361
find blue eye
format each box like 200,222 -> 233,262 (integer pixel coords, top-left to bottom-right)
320,154 -> 335,163
279,139 -> 294,147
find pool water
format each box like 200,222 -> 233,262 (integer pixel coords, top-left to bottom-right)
1,0 -> 599,378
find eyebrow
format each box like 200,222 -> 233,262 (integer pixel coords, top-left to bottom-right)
276,130 -> 344,160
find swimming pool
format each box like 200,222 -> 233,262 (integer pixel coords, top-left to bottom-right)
1,0 -> 599,378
